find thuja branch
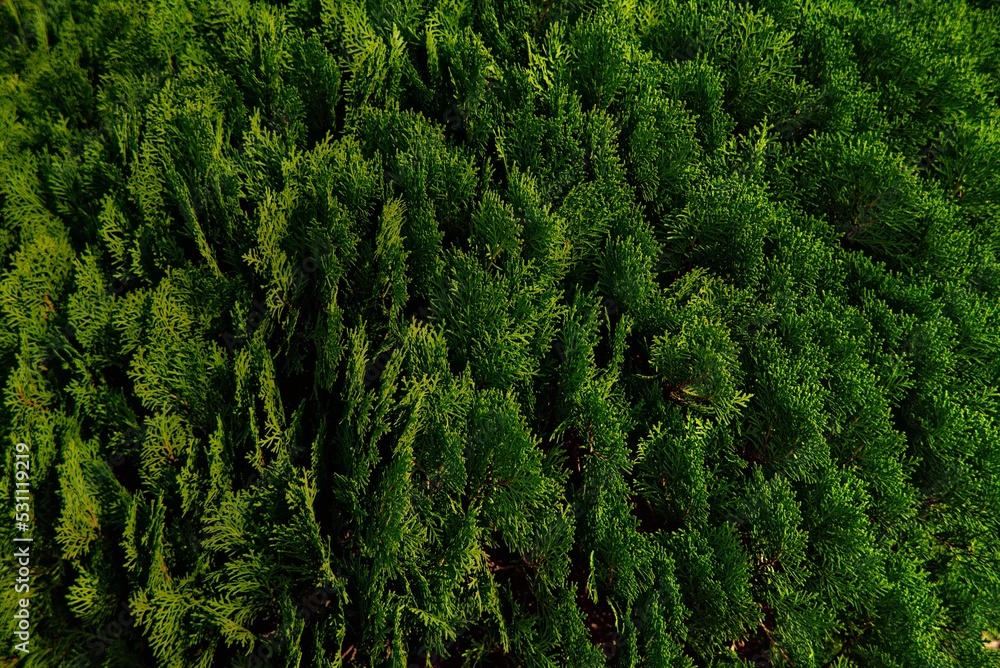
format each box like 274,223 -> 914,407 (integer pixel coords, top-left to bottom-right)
821,617 -> 874,668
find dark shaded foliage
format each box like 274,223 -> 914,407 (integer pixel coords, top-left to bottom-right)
2,0 -> 1000,666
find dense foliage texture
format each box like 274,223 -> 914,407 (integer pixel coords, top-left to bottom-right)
2,0 -> 1000,666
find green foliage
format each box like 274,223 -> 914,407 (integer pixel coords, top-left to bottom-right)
2,0 -> 1000,666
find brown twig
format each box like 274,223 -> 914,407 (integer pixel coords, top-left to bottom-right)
821,617 -> 873,668
532,0 -> 554,35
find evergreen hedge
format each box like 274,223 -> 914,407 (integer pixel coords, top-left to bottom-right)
2,0 -> 1000,666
